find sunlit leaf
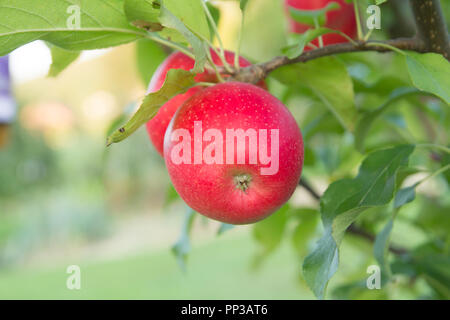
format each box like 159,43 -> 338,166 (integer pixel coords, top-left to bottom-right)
106,69 -> 196,146
136,39 -> 167,86
47,44 -> 80,77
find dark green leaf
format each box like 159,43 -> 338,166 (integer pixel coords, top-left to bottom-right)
374,218 -> 394,280
412,252 -> 450,299
206,2 -> 220,42
405,52 -> 450,104
106,69 -> 196,146
124,0 -> 162,31
354,87 -> 420,152
172,208 -> 196,271
303,145 -> 415,299
164,183 -> 180,208
394,184 -> 417,208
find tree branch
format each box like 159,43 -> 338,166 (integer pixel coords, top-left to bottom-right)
298,179 -> 409,256
299,178 -> 321,200
410,0 -> 450,59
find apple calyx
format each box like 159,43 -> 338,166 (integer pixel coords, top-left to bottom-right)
234,173 -> 252,192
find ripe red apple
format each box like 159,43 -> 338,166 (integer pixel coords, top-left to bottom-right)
164,82 -> 304,224
146,50 -> 258,157
285,0 -> 356,47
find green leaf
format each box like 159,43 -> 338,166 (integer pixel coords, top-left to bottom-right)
164,0 -> 210,41
393,184 -> 417,208
282,28 -> 346,59
240,0 -> 250,11
0,0 -> 145,56
106,69 -> 196,146
303,145 -> 415,299
47,44 -> 80,77
206,2 -> 220,42
288,1 -> 340,27
374,218 -> 394,280
136,39 -> 167,86
124,0 -> 162,31
253,204 -> 289,253
411,250 -> 450,298
217,223 -> 235,236
273,57 -> 356,132
405,52 -> 450,104
442,153 -> 450,184
172,207 -> 196,271
376,0 -> 388,4
158,4 -> 206,73
354,87 -> 420,152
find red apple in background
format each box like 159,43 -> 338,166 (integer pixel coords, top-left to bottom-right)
146,50 -> 260,157
285,0 -> 357,47
164,82 -> 303,224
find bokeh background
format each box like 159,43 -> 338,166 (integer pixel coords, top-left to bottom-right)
0,0 -> 449,299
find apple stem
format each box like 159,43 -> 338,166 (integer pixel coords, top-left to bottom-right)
353,0 -> 364,41
146,32 -> 196,60
201,0 -> 233,73
313,17 -> 324,48
234,174 -> 252,193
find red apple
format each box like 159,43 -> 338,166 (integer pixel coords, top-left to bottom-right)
146,50 -> 258,157
164,82 -> 304,224
285,0 -> 356,47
